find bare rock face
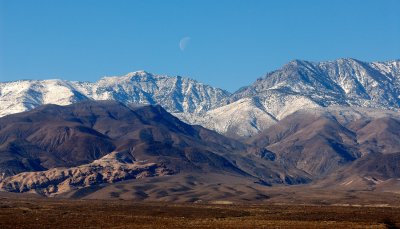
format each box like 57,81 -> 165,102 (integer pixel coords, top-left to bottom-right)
0,151 -> 172,196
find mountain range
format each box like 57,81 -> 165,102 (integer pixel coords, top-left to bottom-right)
1,58 -> 399,138
0,58 -> 400,202
0,101 -> 308,197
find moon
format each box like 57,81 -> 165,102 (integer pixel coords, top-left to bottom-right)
179,36 -> 191,51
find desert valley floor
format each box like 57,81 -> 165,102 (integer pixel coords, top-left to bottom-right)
1,184 -> 400,229
1,194 -> 400,229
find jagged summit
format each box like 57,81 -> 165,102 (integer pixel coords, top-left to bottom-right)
126,70 -> 151,76
285,59 -> 313,66
97,70 -> 152,83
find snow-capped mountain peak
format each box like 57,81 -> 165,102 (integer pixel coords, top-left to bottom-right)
0,71 -> 229,117
182,58 -> 400,137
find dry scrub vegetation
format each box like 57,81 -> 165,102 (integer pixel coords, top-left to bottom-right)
0,197 -> 399,228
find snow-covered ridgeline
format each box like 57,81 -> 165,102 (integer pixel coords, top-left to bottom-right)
1,59 -> 399,137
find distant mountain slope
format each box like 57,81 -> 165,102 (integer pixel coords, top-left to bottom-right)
248,107 -> 400,189
176,97 -> 278,138
232,58 -> 400,109
0,71 -> 230,117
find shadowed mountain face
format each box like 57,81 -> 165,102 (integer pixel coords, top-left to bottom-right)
249,112 -> 360,176
248,109 -> 400,184
0,101 -> 246,178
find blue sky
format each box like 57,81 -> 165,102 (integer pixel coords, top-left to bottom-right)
1,0 -> 399,92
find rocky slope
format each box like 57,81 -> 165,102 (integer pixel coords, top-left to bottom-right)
0,151 -> 171,196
